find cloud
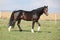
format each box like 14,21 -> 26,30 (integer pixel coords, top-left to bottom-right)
0,0 -> 24,10
27,0 -> 45,10
29,0 -> 60,9
0,0 -> 60,12
45,0 -> 60,8
45,0 -> 60,12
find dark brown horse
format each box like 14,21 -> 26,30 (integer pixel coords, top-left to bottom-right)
8,6 -> 48,33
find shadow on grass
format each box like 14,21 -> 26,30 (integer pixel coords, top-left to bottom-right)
12,29 -> 51,33
38,31 -> 51,33
12,30 -> 31,32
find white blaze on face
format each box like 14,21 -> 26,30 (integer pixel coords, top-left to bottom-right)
38,26 -> 40,31
8,26 -> 12,32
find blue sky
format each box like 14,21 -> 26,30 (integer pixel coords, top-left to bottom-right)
0,0 -> 60,13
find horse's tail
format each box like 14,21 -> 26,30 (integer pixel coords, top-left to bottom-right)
9,11 -> 16,28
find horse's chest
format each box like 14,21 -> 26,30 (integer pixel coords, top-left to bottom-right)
32,14 -> 39,20
33,15 -> 38,18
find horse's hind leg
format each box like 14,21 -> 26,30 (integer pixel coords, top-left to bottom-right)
36,21 -> 41,31
8,20 -> 16,32
17,19 -> 22,31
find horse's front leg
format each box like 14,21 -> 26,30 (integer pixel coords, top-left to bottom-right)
17,20 -> 22,31
31,21 -> 35,33
36,21 -> 41,31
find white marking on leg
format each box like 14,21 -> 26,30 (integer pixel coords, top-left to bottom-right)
31,29 -> 34,33
38,26 -> 40,31
8,26 -> 12,32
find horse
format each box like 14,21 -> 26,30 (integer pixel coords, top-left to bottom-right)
8,6 -> 48,33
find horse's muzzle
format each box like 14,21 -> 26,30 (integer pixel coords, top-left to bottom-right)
45,13 -> 48,16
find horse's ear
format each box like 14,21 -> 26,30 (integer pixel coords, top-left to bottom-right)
44,5 -> 48,8
46,6 -> 48,7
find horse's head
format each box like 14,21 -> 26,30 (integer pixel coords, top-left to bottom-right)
43,6 -> 48,16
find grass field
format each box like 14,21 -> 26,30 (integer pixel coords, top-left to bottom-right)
0,19 -> 60,40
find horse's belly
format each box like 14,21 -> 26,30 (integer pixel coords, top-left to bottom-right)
22,16 -> 32,21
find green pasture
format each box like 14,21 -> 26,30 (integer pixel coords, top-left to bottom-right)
0,19 -> 60,40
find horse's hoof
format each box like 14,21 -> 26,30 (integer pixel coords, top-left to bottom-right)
20,30 -> 22,32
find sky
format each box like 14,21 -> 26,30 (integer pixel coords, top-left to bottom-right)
0,0 -> 60,13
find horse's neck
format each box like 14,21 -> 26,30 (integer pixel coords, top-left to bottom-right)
37,9 -> 43,17
32,7 -> 43,17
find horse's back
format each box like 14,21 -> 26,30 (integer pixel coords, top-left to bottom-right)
12,10 -> 38,21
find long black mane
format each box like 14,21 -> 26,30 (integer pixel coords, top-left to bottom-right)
14,7 -> 44,17
32,7 -> 44,15
18,7 -> 44,13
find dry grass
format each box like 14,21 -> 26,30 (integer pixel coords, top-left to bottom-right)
0,11 -> 60,20
40,13 -> 60,20
0,12 -> 12,19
